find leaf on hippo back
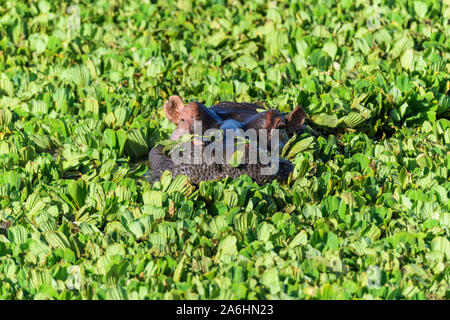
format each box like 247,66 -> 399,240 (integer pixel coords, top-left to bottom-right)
228,150 -> 244,167
311,113 -> 338,128
161,139 -> 187,154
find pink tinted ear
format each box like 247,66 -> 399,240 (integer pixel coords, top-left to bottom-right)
285,105 -> 307,135
185,102 -> 201,118
264,109 -> 285,130
164,95 -> 185,124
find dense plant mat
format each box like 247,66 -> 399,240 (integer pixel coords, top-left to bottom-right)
0,0 -> 449,299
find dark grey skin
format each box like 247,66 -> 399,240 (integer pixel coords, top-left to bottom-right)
149,99 -> 306,185
211,100 -> 307,137
148,145 -> 293,186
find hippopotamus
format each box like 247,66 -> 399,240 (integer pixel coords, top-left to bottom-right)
148,97 -> 307,185
148,144 -> 294,185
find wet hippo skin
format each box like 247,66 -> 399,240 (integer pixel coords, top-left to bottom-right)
148,144 -> 293,185
149,97 -> 306,185
164,96 -> 307,147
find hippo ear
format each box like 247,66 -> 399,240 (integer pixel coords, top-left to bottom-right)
264,109 -> 286,131
164,95 -> 185,124
285,105 -> 307,136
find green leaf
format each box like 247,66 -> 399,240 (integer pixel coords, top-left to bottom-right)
261,268 -> 281,294
68,179 -> 87,209
228,150 -> 244,167
398,167 -> 408,189
173,255 -> 186,283
413,1 -> 427,19
104,129 -> 117,149
208,31 -> 228,47
400,49 -> 414,71
322,42 -> 337,60
431,237 -> 450,260
257,222 -> 275,242
44,231 -> 71,250
8,225 -> 29,245
0,74 -> 14,96
214,235 -> 237,263
311,113 -> 338,128
289,230 -> 308,248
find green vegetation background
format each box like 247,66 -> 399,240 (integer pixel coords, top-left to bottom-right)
0,0 -> 449,299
